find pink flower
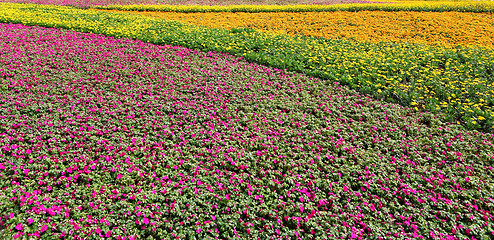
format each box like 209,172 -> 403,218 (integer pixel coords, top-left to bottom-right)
196,228 -> 202,233
28,218 -> 33,225
15,223 -> 23,231
142,217 -> 149,224
40,224 -> 48,233
105,230 -> 111,238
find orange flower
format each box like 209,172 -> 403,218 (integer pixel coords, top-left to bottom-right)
105,10 -> 494,48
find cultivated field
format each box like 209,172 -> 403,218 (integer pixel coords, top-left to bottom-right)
0,0 -> 493,239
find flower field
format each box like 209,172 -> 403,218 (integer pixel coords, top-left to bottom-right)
0,0 -> 378,8
94,1 -> 494,12
110,10 -> 494,48
0,1 -> 494,240
2,2 -> 494,131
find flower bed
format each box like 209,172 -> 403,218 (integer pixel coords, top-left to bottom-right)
93,1 -> 494,12
0,23 -> 493,239
1,3 -> 494,131
0,0 -> 382,8
114,10 -> 494,48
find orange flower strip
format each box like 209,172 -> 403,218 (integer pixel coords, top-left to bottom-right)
106,10 -> 494,48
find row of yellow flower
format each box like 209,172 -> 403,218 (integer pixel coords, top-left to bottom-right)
1,3 -> 493,130
93,1 -> 494,12
108,10 -> 494,49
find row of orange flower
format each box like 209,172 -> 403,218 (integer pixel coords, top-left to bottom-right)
105,10 -> 494,48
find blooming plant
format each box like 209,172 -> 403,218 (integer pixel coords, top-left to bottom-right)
93,1 -> 494,12
0,0 -> 384,8
121,10 -> 494,48
0,3 -> 493,131
0,23 -> 493,239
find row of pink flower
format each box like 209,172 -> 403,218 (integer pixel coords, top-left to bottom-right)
0,0 -> 384,7
0,23 -> 493,239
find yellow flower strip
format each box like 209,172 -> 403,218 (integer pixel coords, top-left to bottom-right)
93,1 -> 494,12
106,10 -> 494,48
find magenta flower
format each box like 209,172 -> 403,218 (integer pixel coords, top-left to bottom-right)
0,22 -> 492,240
15,223 -> 23,231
